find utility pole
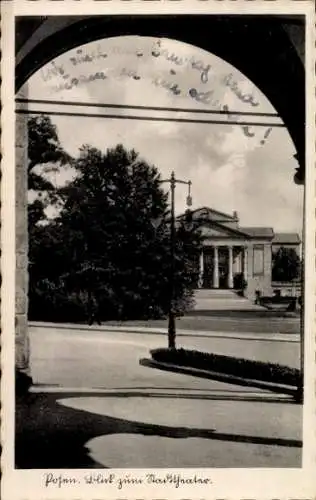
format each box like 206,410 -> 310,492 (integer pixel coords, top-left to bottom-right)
294,153 -> 306,403
298,183 -> 305,403
294,153 -> 305,404
160,171 -> 192,349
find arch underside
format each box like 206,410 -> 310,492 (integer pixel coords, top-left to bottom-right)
15,15 -> 305,180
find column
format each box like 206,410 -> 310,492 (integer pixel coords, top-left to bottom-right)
198,249 -> 204,288
15,84 -> 31,382
213,245 -> 219,288
228,245 -> 234,289
243,246 -> 248,281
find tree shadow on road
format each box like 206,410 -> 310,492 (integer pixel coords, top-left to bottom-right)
16,389 -> 302,469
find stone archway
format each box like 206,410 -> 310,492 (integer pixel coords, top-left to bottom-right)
15,15 -> 305,381
16,15 -> 305,172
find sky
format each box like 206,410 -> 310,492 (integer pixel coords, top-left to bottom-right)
21,35 -> 304,234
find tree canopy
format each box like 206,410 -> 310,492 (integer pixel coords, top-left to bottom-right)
272,246 -> 301,282
27,115 -> 72,227
29,139 -> 202,322
28,115 -> 71,189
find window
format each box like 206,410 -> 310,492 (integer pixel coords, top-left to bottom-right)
253,245 -> 264,276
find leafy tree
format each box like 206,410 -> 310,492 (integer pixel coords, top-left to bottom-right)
29,143 -> 202,321
272,246 -> 301,282
27,115 -> 73,319
27,115 -> 72,226
28,115 -> 71,189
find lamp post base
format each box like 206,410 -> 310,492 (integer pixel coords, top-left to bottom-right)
294,382 -> 304,404
168,311 -> 176,349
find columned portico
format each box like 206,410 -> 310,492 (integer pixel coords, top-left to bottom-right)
197,244 -> 249,290
189,207 -> 300,298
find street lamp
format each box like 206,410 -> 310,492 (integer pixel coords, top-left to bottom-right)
128,159 -> 192,349
160,171 -> 192,349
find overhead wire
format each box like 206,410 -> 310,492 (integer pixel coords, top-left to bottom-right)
15,108 -> 284,128
15,98 -> 280,118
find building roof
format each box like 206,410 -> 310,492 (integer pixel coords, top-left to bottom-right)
272,233 -> 301,244
190,207 -> 238,223
239,227 -> 274,238
178,207 -> 300,243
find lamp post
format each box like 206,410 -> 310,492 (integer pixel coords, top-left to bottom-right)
160,171 -> 192,349
128,159 -> 192,349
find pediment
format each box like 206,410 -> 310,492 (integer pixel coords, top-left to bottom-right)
194,207 -> 236,223
201,226 -> 229,237
199,221 -> 249,239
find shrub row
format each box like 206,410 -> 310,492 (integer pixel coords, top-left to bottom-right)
150,348 -> 300,386
28,287 -> 195,323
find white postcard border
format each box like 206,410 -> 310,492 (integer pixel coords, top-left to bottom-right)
1,1 -> 315,499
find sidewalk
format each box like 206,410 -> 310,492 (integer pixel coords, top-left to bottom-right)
29,321 -> 299,343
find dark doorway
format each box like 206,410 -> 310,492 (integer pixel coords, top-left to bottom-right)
203,248 -> 214,289
218,247 -> 229,289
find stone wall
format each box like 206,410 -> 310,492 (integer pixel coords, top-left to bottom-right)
272,281 -> 301,298
15,86 -> 29,375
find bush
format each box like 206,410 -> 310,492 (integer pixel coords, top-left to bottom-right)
174,290 -> 196,316
29,274 -> 197,322
150,348 -> 300,386
233,272 -> 247,291
28,286 -> 87,323
259,295 -> 297,311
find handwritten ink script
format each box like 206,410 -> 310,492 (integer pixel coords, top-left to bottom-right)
40,40 -> 270,143
43,472 -> 213,490
41,47 -> 109,81
42,41 -> 259,108
151,39 -> 211,84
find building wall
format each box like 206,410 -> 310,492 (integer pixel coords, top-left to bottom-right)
15,85 -> 30,374
245,242 -> 273,299
200,237 -> 274,297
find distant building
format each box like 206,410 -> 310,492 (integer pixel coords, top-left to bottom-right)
179,207 -> 301,299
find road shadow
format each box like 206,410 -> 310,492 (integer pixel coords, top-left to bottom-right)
16,389 -> 302,469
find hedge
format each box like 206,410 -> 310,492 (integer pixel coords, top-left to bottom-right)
150,348 -> 300,387
28,287 -> 195,323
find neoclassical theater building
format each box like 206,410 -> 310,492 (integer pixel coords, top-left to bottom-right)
183,207 -> 301,299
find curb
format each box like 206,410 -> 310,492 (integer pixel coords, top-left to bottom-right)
139,358 -> 299,398
184,314 -> 299,321
28,322 -> 299,343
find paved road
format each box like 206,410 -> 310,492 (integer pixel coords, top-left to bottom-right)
15,324 -> 302,469
30,322 -> 300,382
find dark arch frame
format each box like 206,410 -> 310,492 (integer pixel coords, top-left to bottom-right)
15,14 -> 305,181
